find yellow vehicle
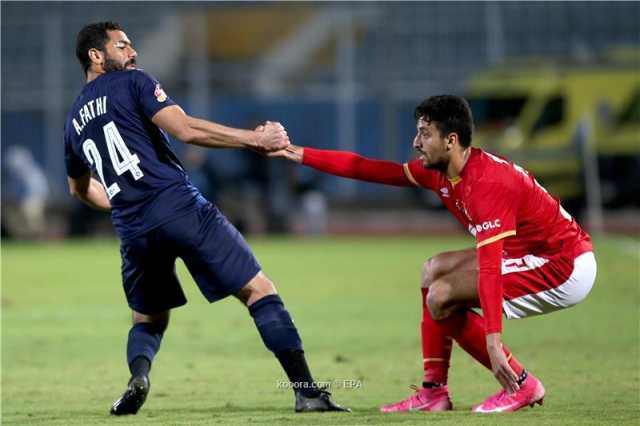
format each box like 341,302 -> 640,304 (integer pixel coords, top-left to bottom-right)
466,57 -> 640,208
593,87 -> 640,207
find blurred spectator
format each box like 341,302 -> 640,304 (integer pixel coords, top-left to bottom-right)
2,146 -> 49,239
296,183 -> 328,236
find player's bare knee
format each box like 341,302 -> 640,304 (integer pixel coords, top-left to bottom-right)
253,275 -> 277,297
421,257 -> 438,288
426,285 -> 450,321
132,310 -> 170,333
237,271 -> 278,307
425,253 -> 454,288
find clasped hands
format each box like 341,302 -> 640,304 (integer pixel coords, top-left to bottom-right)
252,122 -> 302,162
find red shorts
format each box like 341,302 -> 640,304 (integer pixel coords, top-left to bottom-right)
501,250 -> 597,319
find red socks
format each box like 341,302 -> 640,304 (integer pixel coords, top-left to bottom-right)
503,345 -> 525,376
420,288 -> 524,385
421,288 -> 452,384
442,309 -> 524,375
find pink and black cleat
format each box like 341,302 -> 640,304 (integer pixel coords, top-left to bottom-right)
472,372 -> 545,413
380,385 -> 452,413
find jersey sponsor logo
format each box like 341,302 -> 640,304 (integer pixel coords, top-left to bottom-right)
154,84 -> 167,102
475,219 -> 501,233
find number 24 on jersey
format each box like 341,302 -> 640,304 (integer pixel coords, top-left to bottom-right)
82,121 -> 144,199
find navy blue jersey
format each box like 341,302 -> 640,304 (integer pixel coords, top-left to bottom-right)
64,70 -> 205,240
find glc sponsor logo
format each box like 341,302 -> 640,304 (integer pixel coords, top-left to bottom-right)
475,219 -> 501,233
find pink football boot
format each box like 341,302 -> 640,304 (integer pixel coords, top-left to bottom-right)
472,373 -> 545,413
380,385 -> 452,412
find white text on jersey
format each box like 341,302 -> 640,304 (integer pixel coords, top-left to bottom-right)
72,96 -> 107,136
475,219 -> 501,233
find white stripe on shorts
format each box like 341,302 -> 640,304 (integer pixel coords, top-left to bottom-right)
502,254 -> 549,274
502,252 -> 597,320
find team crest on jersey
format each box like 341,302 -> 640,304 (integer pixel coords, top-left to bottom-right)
440,187 -> 450,197
154,84 -> 167,102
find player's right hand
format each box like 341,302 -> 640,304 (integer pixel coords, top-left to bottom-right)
266,145 -> 304,163
254,121 -> 290,152
486,334 -> 520,394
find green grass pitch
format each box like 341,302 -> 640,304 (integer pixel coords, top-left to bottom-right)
3,235 -> 639,425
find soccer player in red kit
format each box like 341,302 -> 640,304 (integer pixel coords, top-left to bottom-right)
270,95 -> 596,413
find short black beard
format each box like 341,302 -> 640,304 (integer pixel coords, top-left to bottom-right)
103,57 -> 125,73
423,159 -> 447,172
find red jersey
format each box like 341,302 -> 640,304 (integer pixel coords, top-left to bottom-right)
403,148 -> 592,258
302,146 -> 593,334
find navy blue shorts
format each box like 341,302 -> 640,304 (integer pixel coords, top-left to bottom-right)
120,202 -> 261,314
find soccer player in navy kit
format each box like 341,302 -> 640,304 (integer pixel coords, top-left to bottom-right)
65,22 -> 349,416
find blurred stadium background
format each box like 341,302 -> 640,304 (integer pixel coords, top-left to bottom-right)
2,1 -> 639,239
3,3 -> 640,425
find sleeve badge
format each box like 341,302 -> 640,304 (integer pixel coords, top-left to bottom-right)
154,83 -> 168,102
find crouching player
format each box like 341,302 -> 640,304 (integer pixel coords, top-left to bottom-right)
270,95 -> 596,413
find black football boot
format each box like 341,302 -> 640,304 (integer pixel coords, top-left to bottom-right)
110,375 -> 150,415
295,389 -> 351,412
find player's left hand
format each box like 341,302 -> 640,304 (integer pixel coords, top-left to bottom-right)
486,333 -> 519,394
253,121 -> 290,153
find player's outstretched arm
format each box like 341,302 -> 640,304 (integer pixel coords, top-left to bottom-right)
151,105 -> 289,152
67,173 -> 111,212
269,144 -> 414,187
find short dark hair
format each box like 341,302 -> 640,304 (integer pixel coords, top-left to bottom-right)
414,95 -> 474,148
76,21 -> 122,73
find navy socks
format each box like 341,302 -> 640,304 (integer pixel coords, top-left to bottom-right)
249,294 -> 319,397
124,297 -> 318,396
127,322 -> 164,378
248,294 -> 302,353
275,349 -> 319,397
129,356 -> 151,378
